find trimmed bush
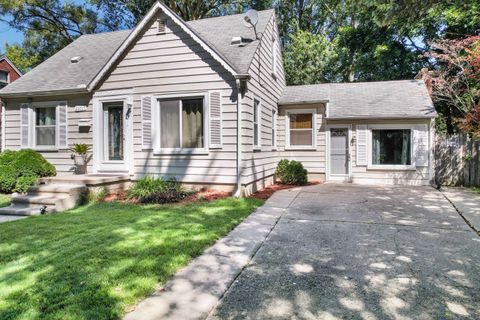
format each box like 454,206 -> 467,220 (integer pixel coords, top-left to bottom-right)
0,149 -> 56,193
275,159 -> 308,185
128,176 -> 189,204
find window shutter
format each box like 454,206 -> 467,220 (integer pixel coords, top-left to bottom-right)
57,102 -> 68,148
209,91 -> 222,149
20,103 -> 30,148
414,125 -> 429,167
356,125 -> 368,166
141,96 -> 153,149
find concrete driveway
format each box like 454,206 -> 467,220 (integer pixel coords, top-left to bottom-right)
209,184 -> 480,320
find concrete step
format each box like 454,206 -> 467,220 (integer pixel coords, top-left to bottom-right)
0,204 -> 56,216
40,174 -> 130,186
12,194 -> 78,212
29,184 -> 86,195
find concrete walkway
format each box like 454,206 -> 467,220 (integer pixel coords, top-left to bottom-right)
125,184 -> 480,320
441,187 -> 480,234
0,215 -> 26,223
124,191 -> 296,320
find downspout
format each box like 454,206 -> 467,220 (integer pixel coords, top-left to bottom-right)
234,78 -> 243,198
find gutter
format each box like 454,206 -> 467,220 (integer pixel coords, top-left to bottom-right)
0,87 -> 89,99
233,78 -> 243,198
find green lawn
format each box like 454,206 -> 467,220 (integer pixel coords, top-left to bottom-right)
0,194 -> 10,208
0,198 -> 263,320
473,187 -> 480,194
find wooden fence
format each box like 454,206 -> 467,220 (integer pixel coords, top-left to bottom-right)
435,133 -> 480,186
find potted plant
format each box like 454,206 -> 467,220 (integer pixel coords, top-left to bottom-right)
70,143 -> 91,174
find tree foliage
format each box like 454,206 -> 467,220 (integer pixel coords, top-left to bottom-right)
426,37 -> 480,137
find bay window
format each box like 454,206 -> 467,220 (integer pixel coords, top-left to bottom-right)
158,97 -> 204,150
35,106 -> 56,146
372,129 -> 411,166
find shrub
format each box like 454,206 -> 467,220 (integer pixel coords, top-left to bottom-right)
14,176 -> 39,193
87,187 -> 109,203
128,176 -> 189,204
275,159 -> 308,185
0,149 -> 56,193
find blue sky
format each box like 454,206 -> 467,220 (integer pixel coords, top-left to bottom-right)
0,21 -> 24,50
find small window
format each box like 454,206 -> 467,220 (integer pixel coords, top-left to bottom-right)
372,129 -> 411,165
159,97 -> 204,149
271,109 -> 276,147
271,38 -> 278,77
253,99 -> 261,148
289,112 -> 314,147
35,107 -> 56,146
0,71 -> 8,88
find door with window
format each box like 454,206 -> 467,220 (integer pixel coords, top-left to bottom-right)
100,101 -> 130,172
329,128 -> 350,180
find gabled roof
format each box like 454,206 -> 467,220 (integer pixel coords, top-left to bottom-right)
279,80 -> 437,119
0,2 -> 274,97
0,30 -> 131,97
186,9 -> 274,74
0,55 -> 23,76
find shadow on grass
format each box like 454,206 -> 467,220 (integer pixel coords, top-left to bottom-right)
0,198 -> 263,320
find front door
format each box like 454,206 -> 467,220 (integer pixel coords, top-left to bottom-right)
329,128 -> 350,180
100,101 -> 129,172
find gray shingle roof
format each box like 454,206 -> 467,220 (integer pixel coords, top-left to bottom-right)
0,30 -> 131,96
279,80 -> 437,119
0,9 -> 274,96
186,9 -> 274,74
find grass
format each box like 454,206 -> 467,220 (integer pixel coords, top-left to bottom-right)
0,198 -> 263,320
472,187 -> 480,194
0,194 -> 11,208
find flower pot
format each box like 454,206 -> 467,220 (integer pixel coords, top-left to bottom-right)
73,154 -> 87,174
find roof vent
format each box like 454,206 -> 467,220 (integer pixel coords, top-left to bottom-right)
71,56 -> 83,63
231,37 -> 243,46
157,19 -> 166,34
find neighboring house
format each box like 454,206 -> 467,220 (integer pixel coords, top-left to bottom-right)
0,55 -> 23,150
0,1 -> 436,195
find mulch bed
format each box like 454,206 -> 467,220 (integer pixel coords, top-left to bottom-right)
101,181 -> 322,205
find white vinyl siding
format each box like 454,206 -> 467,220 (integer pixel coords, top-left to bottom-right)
3,94 -> 94,175
96,10 -> 238,185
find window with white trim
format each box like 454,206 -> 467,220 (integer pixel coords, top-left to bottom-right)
253,99 -> 261,148
271,37 -> 278,77
158,97 -> 205,150
287,110 -> 315,148
35,106 -> 57,147
371,129 -> 412,165
271,109 -> 276,147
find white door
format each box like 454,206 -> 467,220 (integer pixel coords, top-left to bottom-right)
329,128 -> 350,180
100,101 -> 130,172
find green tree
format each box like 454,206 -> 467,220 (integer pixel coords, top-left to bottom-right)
4,43 -> 39,73
283,29 -> 337,84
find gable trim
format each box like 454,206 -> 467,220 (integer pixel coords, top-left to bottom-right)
87,1 -> 239,92
0,56 -> 23,76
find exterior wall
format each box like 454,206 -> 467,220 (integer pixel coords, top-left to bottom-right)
277,103 -> 327,181
327,119 -> 433,186
0,58 -> 22,151
96,10 -> 239,186
2,93 -> 94,175
0,59 -> 22,84
242,14 -> 286,194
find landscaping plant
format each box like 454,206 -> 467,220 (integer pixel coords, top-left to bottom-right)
275,159 -> 308,185
127,176 -> 191,204
0,149 -> 56,193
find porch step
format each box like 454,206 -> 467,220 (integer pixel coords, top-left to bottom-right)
40,174 -> 131,186
0,204 -> 56,216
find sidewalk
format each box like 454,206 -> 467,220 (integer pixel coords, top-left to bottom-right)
124,188 -> 301,320
441,187 -> 480,234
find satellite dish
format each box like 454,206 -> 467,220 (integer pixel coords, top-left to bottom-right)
243,9 -> 259,28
